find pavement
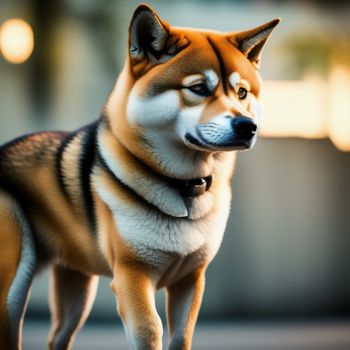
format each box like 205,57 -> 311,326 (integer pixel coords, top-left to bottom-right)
22,320 -> 350,349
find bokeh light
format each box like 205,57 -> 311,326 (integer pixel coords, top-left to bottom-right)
261,69 -> 350,152
328,66 -> 350,152
0,18 -> 34,64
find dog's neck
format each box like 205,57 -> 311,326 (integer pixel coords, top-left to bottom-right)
96,121 -> 217,219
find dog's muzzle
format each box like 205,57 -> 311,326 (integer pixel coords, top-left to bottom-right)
186,116 -> 257,151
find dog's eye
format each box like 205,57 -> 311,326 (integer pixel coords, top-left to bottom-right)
237,87 -> 248,100
188,83 -> 210,97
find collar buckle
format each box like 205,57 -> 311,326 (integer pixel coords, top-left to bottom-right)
177,175 -> 212,198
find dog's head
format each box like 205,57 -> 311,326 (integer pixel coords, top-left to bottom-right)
107,4 -> 279,178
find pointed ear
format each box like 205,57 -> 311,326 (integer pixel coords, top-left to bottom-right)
228,18 -> 280,68
128,4 -> 188,71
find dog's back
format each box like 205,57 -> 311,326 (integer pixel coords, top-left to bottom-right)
0,125 -> 110,270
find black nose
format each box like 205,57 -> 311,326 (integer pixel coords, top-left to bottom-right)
231,116 -> 257,139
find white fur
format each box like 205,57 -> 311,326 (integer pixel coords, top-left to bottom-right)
204,70 -> 219,91
141,104 -> 216,179
140,128 -> 216,178
196,113 -> 233,146
187,191 -> 214,220
7,204 -> 37,340
127,89 -> 180,127
176,105 -> 205,140
95,180 -> 230,259
229,72 -> 241,90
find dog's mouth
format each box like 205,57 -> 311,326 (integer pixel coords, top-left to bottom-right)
185,132 -> 255,152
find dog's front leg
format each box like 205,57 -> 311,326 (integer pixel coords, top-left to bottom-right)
110,263 -> 163,350
166,267 -> 206,350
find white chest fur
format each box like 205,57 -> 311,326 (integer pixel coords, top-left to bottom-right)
96,181 -> 231,260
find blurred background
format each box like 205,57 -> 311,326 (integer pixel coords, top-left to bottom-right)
1,0 -> 350,349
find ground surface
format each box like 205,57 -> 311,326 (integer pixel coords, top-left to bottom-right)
23,320 -> 350,349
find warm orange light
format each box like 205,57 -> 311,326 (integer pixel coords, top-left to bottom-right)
260,69 -> 350,152
0,19 -> 34,64
328,67 -> 350,152
260,79 -> 328,139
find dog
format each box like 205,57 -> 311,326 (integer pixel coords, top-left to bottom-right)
0,4 -> 279,349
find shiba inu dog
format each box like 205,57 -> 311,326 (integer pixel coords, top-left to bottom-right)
0,4 -> 279,349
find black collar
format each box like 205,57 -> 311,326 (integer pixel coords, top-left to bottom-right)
168,175 -> 212,198
97,149 -> 212,199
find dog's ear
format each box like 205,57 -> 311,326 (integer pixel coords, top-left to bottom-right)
128,4 -> 188,74
228,18 -> 280,68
